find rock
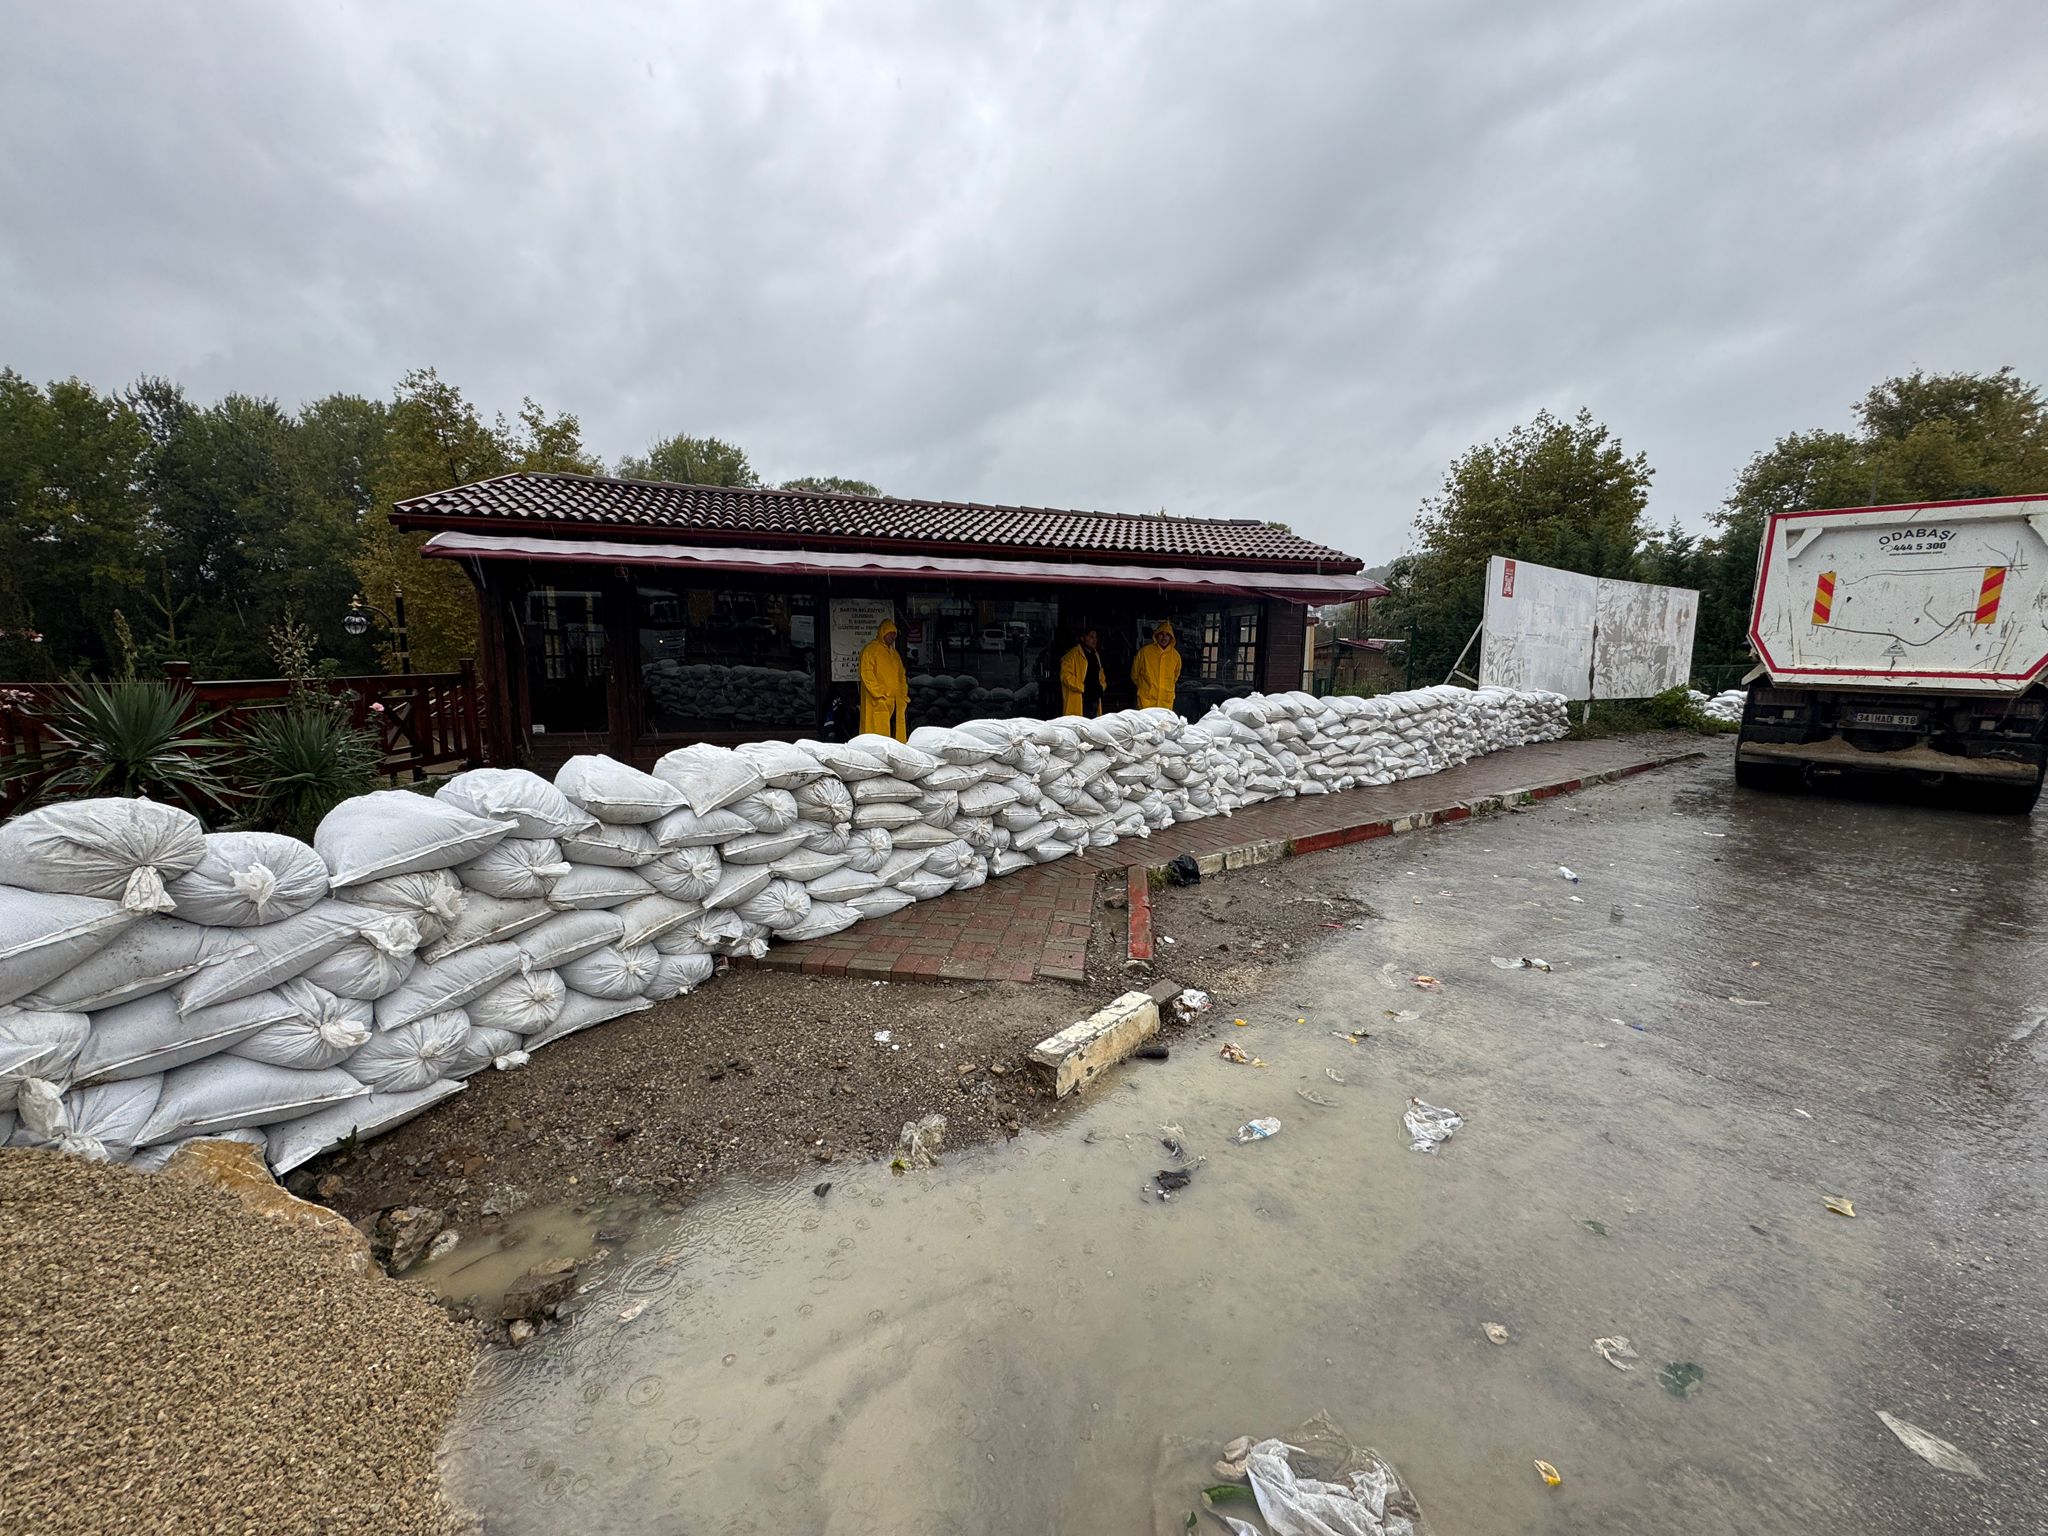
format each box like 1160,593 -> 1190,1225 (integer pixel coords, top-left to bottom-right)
506,1319 -> 536,1346
424,1229 -> 462,1264
595,1228 -> 631,1245
1221,1435 -> 1253,1461
314,1173 -> 344,1200
161,1140 -> 373,1275
501,1256 -> 579,1323
373,1206 -> 445,1274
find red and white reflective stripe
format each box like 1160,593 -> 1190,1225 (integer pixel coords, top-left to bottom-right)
1811,571 -> 1835,626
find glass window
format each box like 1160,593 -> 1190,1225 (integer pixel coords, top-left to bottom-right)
899,594 -> 1061,723
1116,600 -> 1261,716
638,586 -> 817,733
520,585 -> 608,734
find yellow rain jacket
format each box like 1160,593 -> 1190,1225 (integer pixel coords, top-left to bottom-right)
1131,622 -> 1182,711
858,618 -> 909,740
1059,642 -> 1108,718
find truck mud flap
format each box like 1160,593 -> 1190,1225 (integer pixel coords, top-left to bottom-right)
1737,737 -> 2039,783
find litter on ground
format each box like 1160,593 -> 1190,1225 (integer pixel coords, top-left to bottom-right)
1403,1098 -> 1462,1153
1490,956 -> 1551,971
1233,1117 -> 1281,1143
1593,1335 -> 1638,1370
1875,1410 -> 1986,1480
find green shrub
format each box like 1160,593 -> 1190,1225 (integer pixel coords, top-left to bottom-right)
236,701 -> 381,840
7,679 -> 234,813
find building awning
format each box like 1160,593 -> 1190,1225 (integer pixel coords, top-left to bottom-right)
421,531 -> 1388,604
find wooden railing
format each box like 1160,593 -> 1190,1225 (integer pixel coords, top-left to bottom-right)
0,661 -> 483,816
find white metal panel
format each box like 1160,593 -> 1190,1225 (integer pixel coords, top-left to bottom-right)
1480,556 -> 1597,696
1750,498 -> 2048,694
1593,575 -> 1698,698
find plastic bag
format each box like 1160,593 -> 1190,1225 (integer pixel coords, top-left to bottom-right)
1403,1098 -> 1462,1153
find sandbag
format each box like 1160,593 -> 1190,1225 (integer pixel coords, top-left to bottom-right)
768,847 -> 847,883
344,869 -> 467,943
15,1075 -> 162,1162
850,776 -> 922,805
683,910 -> 749,950
456,837 -> 571,900
648,743 -> 762,815
137,1058 -> 367,1145
527,991 -> 650,1050
315,790 -> 512,888
546,864 -> 655,909
347,1010 -> 472,1092
517,910 -> 628,972
805,864 -> 886,901
649,925 -> 711,958
555,754 -> 684,824
76,991 -> 292,1083
800,822 -> 853,856
225,980 -> 374,1070
795,738 -> 891,781
299,911 -> 422,999
374,943 -> 527,1031
703,863 -> 775,910
22,916 -> 229,1013
890,821 -> 959,849
559,944 -> 660,1001
468,967 -> 566,1036
897,870 -> 953,901
266,1081 -> 463,1175
0,1007 -> 89,1110
450,1025 -> 527,1078
559,821 -> 660,869
733,788 -> 800,834
176,900 -> 394,1012
616,893 -> 701,948
647,953 -> 715,998
643,845 -> 723,903
0,798 -> 204,914
735,879 -> 811,932
721,827 -> 810,865
778,902 -> 860,942
734,739 -> 832,790
166,831 -> 330,926
436,767 -> 596,840
0,887 -> 138,1009
848,734 -> 938,779
907,725 -> 1002,765
958,781 -> 1021,816
648,804 -> 753,849
792,777 -> 853,823
848,887 -> 916,919
421,893 -> 552,963
852,802 -> 922,831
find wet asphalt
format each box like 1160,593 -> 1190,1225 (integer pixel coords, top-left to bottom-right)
443,742 -> 2046,1534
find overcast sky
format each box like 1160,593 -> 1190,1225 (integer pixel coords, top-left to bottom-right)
3,1 -> 2044,562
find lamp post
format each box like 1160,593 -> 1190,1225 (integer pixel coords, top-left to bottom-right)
344,588 -> 413,674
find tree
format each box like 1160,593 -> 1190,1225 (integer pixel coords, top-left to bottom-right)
1377,409 -> 1653,683
617,434 -> 758,487
780,475 -> 881,496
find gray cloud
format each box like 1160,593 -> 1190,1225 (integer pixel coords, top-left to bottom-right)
4,0 -> 2044,561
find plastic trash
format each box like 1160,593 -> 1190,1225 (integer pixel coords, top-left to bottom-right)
1558,865 -> 1579,883
1824,1195 -> 1856,1217
1166,853 -> 1202,887
1875,1410 -> 1986,1480
1295,1087 -> 1335,1108
1403,1097 -> 1461,1153
1233,1117 -> 1281,1143
1136,1043 -> 1171,1060
1490,956 -> 1551,971
1484,1322 -> 1510,1345
1534,1459 -> 1562,1487
1410,974 -> 1441,990
1175,987 -> 1213,1015
1593,1335 -> 1638,1371
1225,1423 -> 1429,1536
892,1112 -> 946,1170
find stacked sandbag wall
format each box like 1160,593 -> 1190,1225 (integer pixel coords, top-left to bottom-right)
0,685 -> 1568,1174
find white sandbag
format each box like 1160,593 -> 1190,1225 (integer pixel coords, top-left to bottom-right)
315,790 -> 512,888
805,864 -> 886,901
77,990 -> 292,1083
844,828 -> 893,873
0,1007 -> 89,1110
468,966 -> 566,1035
559,944 -> 660,1000
912,789 -> 959,823
456,837 -> 571,900
527,991 -> 651,1050
0,798 -> 204,914
736,879 -> 811,931
22,916 -> 228,1013
848,887 -> 916,919
951,856 -> 989,892
876,849 -> 934,886
15,1075 -> 162,1161
920,762 -> 986,792
451,1025 -> 527,1078
547,864 -> 656,909
166,831 -> 330,927
555,754 -> 684,824
922,840 -> 973,879
796,738 -> 891,781
778,901 -> 860,941
990,850 -> 1033,877
374,943 -> 527,1031
851,775 -> 923,805
735,739 -> 832,790
907,725 -> 1002,765
648,743 -> 763,815
897,870 -> 953,901
616,893 -> 701,948
138,1058 -> 366,1145
720,827 -> 808,866
733,788 -> 800,834
0,887 -> 138,1010
768,847 -> 848,883
341,869 -> 466,943
647,952 -> 716,997
648,805 -> 752,848
800,822 -> 853,855
559,821 -> 660,868
266,1081 -> 463,1175
852,802 -> 922,831
347,1010 -> 472,1092
300,912 -> 422,999
683,909 -> 748,950
226,981 -> 374,1070
436,767 -> 596,840
127,1126 -> 268,1174
649,925 -> 711,958
889,821 -> 959,849
643,845 -> 723,903
848,734 -> 939,779
792,777 -> 853,823
175,900 -> 392,1012
421,893 -> 552,962
518,910 -> 628,971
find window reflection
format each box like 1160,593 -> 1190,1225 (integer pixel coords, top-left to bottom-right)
639,587 -> 817,731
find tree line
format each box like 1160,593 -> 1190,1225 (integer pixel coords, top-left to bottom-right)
0,365 -> 878,680
1361,367 -> 2048,688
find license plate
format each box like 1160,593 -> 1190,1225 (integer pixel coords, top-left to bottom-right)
1848,711 -> 1919,729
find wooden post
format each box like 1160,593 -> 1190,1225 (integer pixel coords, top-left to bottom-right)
602,572 -> 639,763
457,658 -> 484,767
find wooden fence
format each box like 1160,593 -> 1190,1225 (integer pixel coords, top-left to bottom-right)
0,661 -> 483,816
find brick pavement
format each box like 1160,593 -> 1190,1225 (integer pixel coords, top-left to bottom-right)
745,733 -> 1704,985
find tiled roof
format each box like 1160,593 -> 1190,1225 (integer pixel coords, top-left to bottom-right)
391,472 -> 1363,571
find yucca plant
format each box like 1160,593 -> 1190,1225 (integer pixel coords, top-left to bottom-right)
8,679 -> 235,814
235,700 -> 382,840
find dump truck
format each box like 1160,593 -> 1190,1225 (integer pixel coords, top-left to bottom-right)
1739,494 -> 2048,811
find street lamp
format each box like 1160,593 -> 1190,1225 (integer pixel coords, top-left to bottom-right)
346,589 -> 413,674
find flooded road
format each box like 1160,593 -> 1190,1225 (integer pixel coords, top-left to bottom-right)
441,749 -> 2048,1534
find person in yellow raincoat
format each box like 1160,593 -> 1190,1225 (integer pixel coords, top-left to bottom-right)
858,617 -> 909,740
1130,620 -> 1181,711
1058,628 -> 1107,717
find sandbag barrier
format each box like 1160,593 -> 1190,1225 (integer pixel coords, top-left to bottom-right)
0,685 -> 1568,1174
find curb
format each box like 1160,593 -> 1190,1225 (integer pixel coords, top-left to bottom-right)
1121,747 -> 1703,963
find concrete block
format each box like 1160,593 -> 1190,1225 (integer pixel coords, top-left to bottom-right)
1030,990 -> 1160,1097
1222,839 -> 1284,871
1144,977 -> 1183,1006
1193,850 -> 1229,878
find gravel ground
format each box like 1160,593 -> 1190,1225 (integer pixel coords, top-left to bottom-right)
0,1149 -> 477,1536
